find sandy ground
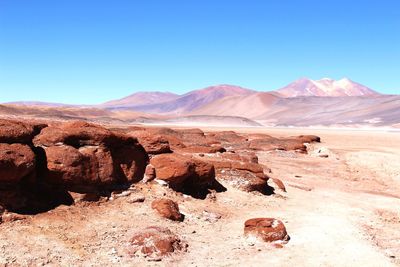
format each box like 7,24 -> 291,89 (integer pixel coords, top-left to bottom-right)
1,127 -> 399,266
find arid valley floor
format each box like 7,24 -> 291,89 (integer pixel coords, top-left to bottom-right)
0,121 -> 399,267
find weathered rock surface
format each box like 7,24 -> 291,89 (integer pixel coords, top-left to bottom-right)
244,218 -> 289,242
128,226 -> 187,260
143,164 -> 156,182
33,121 -> 148,192
0,143 -> 36,184
0,119 -> 46,144
150,153 -> 221,197
195,152 -> 269,193
151,198 -> 183,221
129,131 -> 172,154
296,135 -> 321,143
269,178 -> 287,192
150,153 -> 194,190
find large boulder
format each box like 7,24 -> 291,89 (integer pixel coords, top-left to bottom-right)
151,198 -> 183,221
150,153 -> 220,197
0,143 -> 36,184
244,218 -> 289,243
128,226 -> 187,260
150,153 -> 194,190
33,121 -> 148,192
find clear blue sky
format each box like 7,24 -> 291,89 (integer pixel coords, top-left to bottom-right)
0,0 -> 399,104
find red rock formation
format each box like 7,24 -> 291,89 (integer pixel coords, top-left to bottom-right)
150,153 -> 220,197
150,153 -> 194,190
195,153 -> 269,193
244,218 -> 289,242
128,226 -> 187,259
0,143 -> 36,184
128,131 -> 171,155
0,119 -> 46,144
151,198 -> 183,221
33,121 -> 148,192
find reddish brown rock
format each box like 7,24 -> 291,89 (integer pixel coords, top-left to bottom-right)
222,151 -> 259,163
0,119 -> 46,144
143,164 -> 156,182
151,198 -> 183,221
33,121 -> 148,192
196,153 -> 269,193
244,218 -> 289,242
128,226 -> 187,259
270,178 -> 287,192
179,144 -> 226,154
150,153 -> 194,190
249,137 -> 307,153
130,131 -> 171,154
0,143 -> 36,184
207,131 -> 247,143
33,121 -> 123,147
150,153 -> 220,197
296,135 -> 321,143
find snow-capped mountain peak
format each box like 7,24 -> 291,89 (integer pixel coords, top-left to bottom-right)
276,78 -> 380,97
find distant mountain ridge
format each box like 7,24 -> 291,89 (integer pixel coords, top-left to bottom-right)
104,84 -> 255,114
3,78 -> 399,128
275,78 -> 380,97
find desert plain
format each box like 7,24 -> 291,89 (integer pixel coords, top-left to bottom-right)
0,119 -> 399,267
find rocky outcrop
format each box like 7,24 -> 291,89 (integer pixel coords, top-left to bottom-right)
33,121 -> 148,193
151,198 -> 183,221
244,218 -> 289,242
128,226 -> 187,260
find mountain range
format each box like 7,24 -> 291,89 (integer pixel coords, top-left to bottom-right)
2,78 -> 399,128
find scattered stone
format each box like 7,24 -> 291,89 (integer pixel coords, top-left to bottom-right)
128,226 -> 187,260
151,198 -> 183,221
287,183 -> 313,191
202,210 -> 222,223
244,218 -> 289,243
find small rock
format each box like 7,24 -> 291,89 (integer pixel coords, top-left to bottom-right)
244,218 -> 289,243
128,226 -> 187,260
127,195 -> 145,203
151,198 -> 183,222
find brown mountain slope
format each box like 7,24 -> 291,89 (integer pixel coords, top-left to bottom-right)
190,92 -> 280,118
104,84 -> 256,114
